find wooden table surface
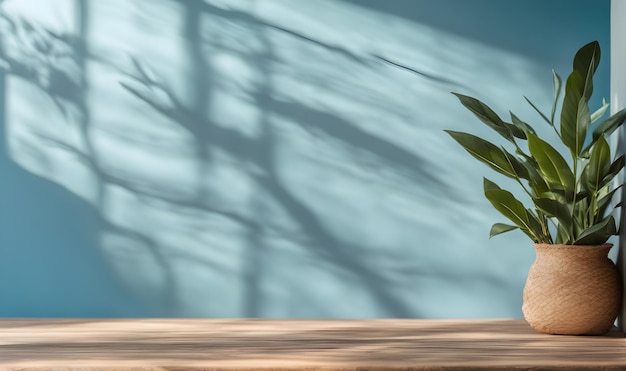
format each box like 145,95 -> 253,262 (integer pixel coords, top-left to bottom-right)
1,319 -> 625,370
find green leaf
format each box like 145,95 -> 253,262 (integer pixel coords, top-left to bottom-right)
581,135 -> 611,193
574,215 -> 616,245
524,96 -> 551,126
590,98 -> 609,124
483,181 -> 546,240
575,190 -> 590,204
560,71 -> 589,156
490,223 -> 518,238
608,154 -> 625,176
527,133 -> 575,190
521,157 -> 550,195
601,155 -> 625,188
503,148 -> 530,180
573,40 -> 600,100
483,177 -> 501,192
591,108 -> 626,143
560,41 -> 598,156
597,185 -> 623,217
509,112 -> 536,136
484,189 -> 539,242
445,131 -> 521,179
556,223 -> 570,244
528,211 -> 550,243
574,196 -> 590,231
576,98 -> 591,150
452,93 -> 524,141
550,70 -> 562,125
580,110 -> 626,158
533,197 -> 573,238
539,190 -> 569,203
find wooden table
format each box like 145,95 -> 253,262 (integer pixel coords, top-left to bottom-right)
1,319 -> 625,370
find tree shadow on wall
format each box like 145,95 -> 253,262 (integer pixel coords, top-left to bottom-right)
0,4 -> 180,315
123,0 -> 461,317
0,6 -> 171,316
1,0 -> 465,318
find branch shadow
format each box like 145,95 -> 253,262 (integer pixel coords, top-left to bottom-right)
1,0 -> 470,318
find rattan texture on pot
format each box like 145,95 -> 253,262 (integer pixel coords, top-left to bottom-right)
522,243 -> 622,335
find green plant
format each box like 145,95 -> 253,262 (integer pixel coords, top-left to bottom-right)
445,41 -> 626,245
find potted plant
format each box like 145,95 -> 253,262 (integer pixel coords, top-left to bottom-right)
445,41 -> 626,335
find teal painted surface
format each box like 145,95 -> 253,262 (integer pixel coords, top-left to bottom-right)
0,0 -> 610,317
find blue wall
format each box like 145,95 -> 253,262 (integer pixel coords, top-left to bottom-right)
0,0 -> 611,317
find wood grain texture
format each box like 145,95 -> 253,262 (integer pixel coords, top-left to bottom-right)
1,319 -> 625,370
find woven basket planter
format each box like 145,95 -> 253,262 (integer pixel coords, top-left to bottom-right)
522,243 -> 622,335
